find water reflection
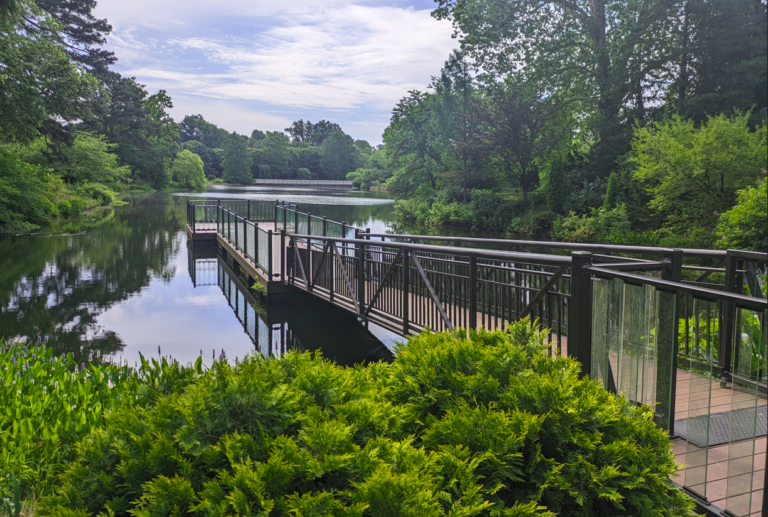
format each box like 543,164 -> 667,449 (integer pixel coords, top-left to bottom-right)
189,244 -> 395,366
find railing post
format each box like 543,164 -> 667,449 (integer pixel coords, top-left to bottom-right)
234,213 -> 239,250
243,220 -> 248,258
657,249 -> 682,435
720,250 -> 741,383
280,230 -> 286,281
248,200 -> 251,221
358,240 -> 366,315
469,255 -> 477,329
268,230 -> 273,277
294,209 -> 298,233
322,216 -> 327,237
274,199 -> 278,226
307,213 -> 312,286
569,251 -> 593,378
254,223 -> 259,266
341,221 -> 347,240
402,248 -> 410,335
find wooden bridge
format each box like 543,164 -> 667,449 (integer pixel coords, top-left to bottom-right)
186,198 -> 768,517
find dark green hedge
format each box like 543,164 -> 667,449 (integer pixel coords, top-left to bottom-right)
38,321 -> 693,517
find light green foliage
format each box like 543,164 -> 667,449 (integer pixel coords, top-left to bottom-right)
0,340 -> 202,506
260,131 -> 290,176
170,150 -> 206,191
222,134 -> 253,184
39,320 -> 692,517
20,133 -> 130,186
632,114 -> 767,234
250,281 -> 267,298
551,205 -> 658,246
0,146 -> 62,233
716,179 -> 767,251
320,131 -> 361,179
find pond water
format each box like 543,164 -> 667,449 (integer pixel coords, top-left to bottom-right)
0,188 -> 398,367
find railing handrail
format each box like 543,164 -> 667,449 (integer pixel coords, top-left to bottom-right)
289,234 -> 573,266
589,266 -> 768,311
363,232 -> 768,262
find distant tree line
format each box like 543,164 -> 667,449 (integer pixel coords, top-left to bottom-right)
178,115 -> 393,186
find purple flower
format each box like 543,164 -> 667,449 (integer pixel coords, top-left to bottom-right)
158,346 -> 161,356
70,352 -> 75,360
49,357 -> 54,364
32,354 -> 36,361
61,353 -> 66,361
12,356 -> 17,367
15,372 -> 20,378
212,349 -> 215,359
219,349 -> 226,360
37,336 -> 41,344
200,349 -> 203,356
44,336 -> 49,342
80,362 -> 85,372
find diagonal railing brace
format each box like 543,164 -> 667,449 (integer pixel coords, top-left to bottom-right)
518,267 -> 566,320
363,249 -> 403,319
411,253 -> 454,331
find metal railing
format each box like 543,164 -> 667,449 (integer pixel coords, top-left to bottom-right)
216,206 -> 281,279
186,199 -> 277,232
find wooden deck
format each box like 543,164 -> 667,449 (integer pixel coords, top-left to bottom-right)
673,370 -> 766,516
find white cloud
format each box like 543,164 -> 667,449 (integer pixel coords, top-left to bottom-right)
94,1 -> 457,142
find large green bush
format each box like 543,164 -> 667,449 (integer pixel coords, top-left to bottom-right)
38,321 -> 692,517
716,178 -> 767,251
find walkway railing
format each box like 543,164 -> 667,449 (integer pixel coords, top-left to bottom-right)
217,206 -> 281,279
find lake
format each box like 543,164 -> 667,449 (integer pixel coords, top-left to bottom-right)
0,187 -> 398,367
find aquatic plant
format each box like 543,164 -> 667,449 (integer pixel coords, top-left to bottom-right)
0,341 -> 202,509
37,320 -> 694,516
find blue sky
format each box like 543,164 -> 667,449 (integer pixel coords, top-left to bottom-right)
93,0 -> 458,144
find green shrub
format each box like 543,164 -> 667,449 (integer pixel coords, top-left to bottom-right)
76,183 -> 116,206
716,178 -> 767,251
38,320 -> 693,517
0,342 -> 201,507
0,147 -> 61,233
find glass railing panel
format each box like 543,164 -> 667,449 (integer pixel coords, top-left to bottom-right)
257,229 -> 270,275
720,307 -> 766,516
246,224 -> 256,261
676,296 -> 717,501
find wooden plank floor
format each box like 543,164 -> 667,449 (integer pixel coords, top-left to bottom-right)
673,370 -> 766,516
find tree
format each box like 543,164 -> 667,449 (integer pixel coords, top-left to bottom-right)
85,74 -> 177,188
547,154 -> 567,214
222,133 -> 252,184
484,80 -> 559,202
261,131 -> 290,177
171,150 -> 205,191
320,132 -> 361,179
672,0 -> 767,123
433,0 -> 676,177
632,113 -> 767,234
183,140 -> 221,178
432,51 -> 488,202
179,115 -> 227,148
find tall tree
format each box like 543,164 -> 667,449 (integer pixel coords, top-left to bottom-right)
433,0 -> 676,176
319,132 -> 360,179
222,133 -> 252,184
484,81 -> 558,202
432,50 -> 487,202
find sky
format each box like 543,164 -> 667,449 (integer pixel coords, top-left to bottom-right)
93,0 -> 459,144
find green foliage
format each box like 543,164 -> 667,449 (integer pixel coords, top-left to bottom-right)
0,146 -> 61,233
20,133 -> 130,187
546,154 -> 566,214
631,113 -> 767,235
716,178 -> 767,251
170,150 -> 206,191
222,134 -> 253,185
551,205 -> 658,246
39,320 -> 693,517
320,131 -> 361,179
250,281 -> 267,299
0,339 -> 202,506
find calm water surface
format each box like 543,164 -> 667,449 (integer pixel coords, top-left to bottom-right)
0,188 -> 397,367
